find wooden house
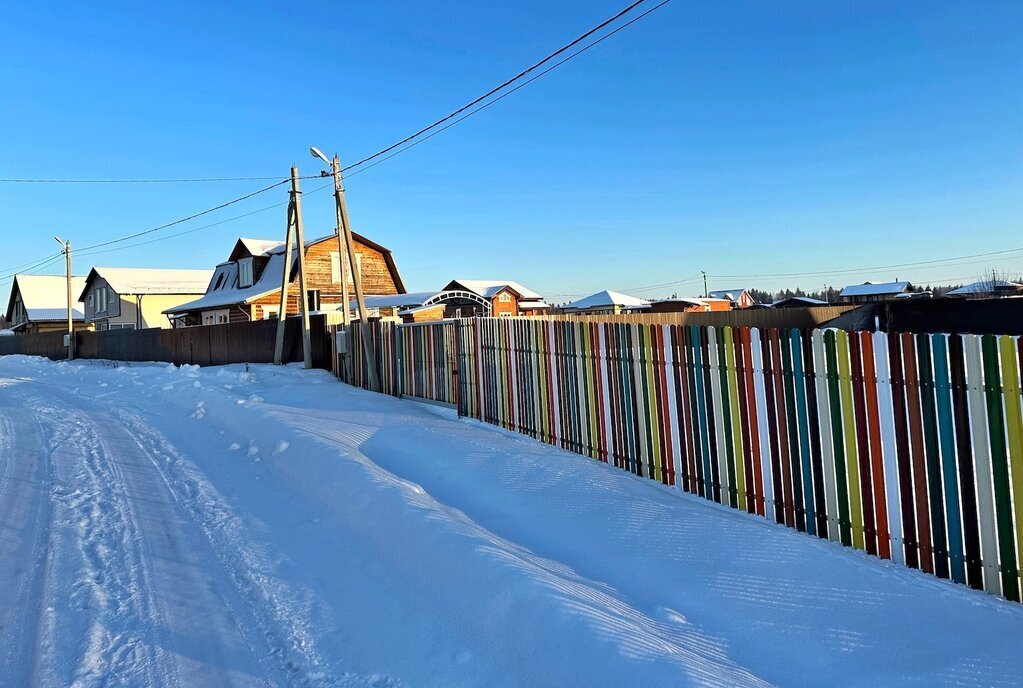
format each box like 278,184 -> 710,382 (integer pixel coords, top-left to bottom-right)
442,280 -> 549,317
166,233 -> 404,326
707,289 -> 756,309
839,281 -> 914,304
4,274 -> 89,334
80,268 -> 214,330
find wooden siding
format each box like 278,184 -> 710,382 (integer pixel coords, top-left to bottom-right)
178,235 -> 402,325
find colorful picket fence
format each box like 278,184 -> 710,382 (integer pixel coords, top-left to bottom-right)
337,318 -> 1023,602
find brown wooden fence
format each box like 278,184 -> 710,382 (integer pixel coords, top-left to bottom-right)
0,316 -> 330,368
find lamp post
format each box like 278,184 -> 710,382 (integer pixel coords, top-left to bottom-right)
54,236 -> 74,360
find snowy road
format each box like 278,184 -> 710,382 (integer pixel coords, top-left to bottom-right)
1,356 -> 1022,687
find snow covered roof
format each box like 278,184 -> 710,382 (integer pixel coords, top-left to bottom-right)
355,292 -> 445,310
445,279 -> 542,300
164,255 -> 284,314
562,290 -> 650,311
237,238 -> 284,257
5,274 -> 86,323
83,267 -> 214,298
947,280 -> 1023,296
653,297 -> 710,308
708,289 -> 748,302
167,231 -> 406,316
518,300 -> 550,309
770,296 -> 827,307
839,281 -> 912,298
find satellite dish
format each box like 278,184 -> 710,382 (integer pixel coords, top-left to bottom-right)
309,147 -> 331,165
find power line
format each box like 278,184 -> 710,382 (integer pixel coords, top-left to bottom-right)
0,175 -> 290,184
74,178 -> 290,252
343,0 -> 659,172
711,245 -> 1023,280
341,0 -> 673,177
0,251 -> 65,275
3,0 -> 668,186
75,181 -> 334,259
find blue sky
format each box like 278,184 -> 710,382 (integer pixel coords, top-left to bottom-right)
1,1 -> 1021,303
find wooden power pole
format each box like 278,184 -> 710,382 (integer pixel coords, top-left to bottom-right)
331,156 -> 351,328
332,154 -> 380,391
272,167 -> 313,368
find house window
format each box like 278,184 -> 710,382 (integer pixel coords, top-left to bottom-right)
330,252 -> 341,284
262,305 -> 280,320
109,323 -> 136,330
238,257 -> 254,288
97,287 -> 107,312
307,289 -> 321,312
87,293 -> 94,309
202,309 -> 230,326
498,293 -> 512,303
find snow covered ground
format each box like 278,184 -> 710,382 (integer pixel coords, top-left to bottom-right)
1,356 -> 1022,687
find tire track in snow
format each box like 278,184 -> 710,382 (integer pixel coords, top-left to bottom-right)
17,386 -> 284,687
25,392 -> 172,687
0,402 -> 55,687
19,372 -> 386,688
111,405 -> 378,688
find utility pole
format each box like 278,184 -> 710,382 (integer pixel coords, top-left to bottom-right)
702,270 -> 708,298
272,167 -> 313,369
330,156 -> 351,328
273,202 -> 296,365
54,236 -> 74,360
332,154 -> 380,391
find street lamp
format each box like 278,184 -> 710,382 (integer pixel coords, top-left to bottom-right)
309,146 -> 331,166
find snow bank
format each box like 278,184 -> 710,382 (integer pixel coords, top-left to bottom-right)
1,354 -> 1021,687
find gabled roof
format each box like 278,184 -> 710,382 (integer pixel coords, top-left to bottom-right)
708,289 -> 749,301
165,231 -> 405,315
563,290 -> 650,311
5,274 -> 87,324
357,292 -> 445,310
947,280 -> 1023,296
445,279 -> 542,300
839,281 -> 912,298
653,296 -> 712,308
80,267 -> 214,300
163,255 -> 284,314
230,232 -> 404,291
770,296 -> 827,308
230,238 -> 283,261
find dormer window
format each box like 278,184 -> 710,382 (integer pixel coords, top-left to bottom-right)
498,292 -> 512,303
238,257 -> 254,288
